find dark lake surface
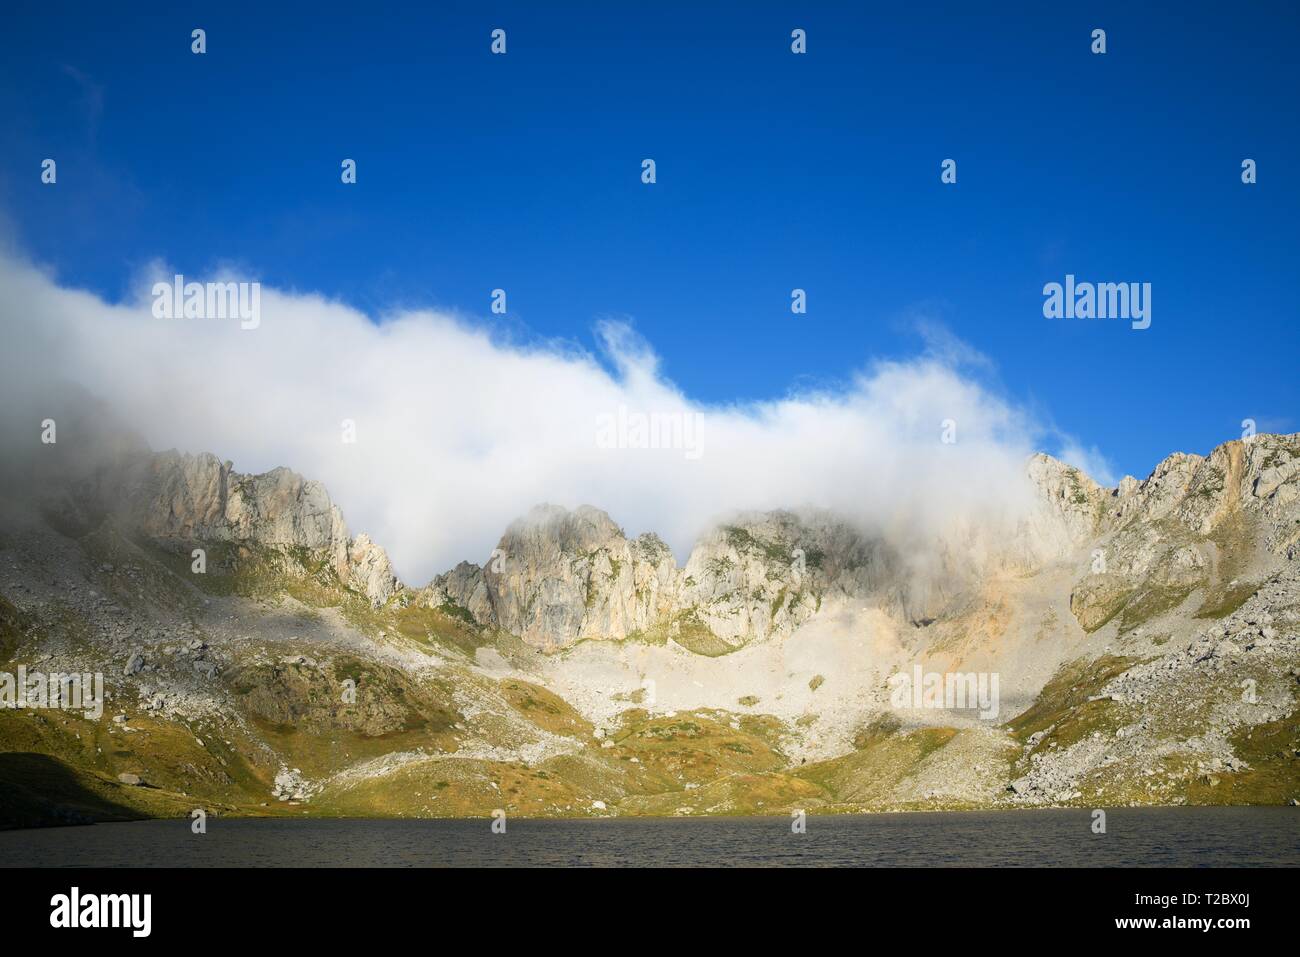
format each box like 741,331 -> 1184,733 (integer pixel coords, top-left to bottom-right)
1,807 -> 1296,867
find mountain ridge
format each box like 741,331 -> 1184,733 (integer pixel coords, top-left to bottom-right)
1,431 -> 1297,825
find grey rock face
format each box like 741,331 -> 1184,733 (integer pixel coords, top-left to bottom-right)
422,561 -> 495,625
1107,435 -> 1299,546
1026,453 -> 1108,545
346,534 -> 400,607
1065,433 -> 1300,631
480,505 -> 677,650
676,511 -> 870,647
451,504 -> 886,651
122,451 -> 399,606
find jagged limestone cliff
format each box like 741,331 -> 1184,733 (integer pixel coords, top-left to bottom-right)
34,449 -> 401,608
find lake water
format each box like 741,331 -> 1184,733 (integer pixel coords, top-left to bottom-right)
1,807 -> 1296,867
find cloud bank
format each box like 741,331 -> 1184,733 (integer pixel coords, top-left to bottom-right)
0,251 -> 1095,584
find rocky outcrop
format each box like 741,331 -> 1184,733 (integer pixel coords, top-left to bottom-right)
1027,453 -> 1108,545
675,517 -> 815,647
1065,434 -> 1300,632
475,505 -> 677,650
346,534 -> 401,607
421,561 -> 495,625
132,453 -> 347,553
1105,435 -> 1300,543
675,511 -> 888,645
124,451 -> 398,605
445,505 -> 889,651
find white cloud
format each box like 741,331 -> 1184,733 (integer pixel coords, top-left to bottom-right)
1054,439 -> 1119,488
0,251 -> 1086,584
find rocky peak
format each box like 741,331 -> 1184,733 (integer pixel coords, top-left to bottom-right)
131,454 -> 346,553
1110,450 -> 1205,526
123,451 -> 399,606
422,560 -> 494,625
481,504 -> 678,650
676,510 -> 882,646
1066,434 -> 1300,632
346,534 -> 401,607
1026,452 -> 1109,544
460,504 -> 890,651
1108,434 -> 1300,545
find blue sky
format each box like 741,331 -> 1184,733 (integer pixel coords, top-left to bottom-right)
2,1 -> 1297,482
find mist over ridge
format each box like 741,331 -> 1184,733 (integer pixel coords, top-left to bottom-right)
1,249 -> 1103,584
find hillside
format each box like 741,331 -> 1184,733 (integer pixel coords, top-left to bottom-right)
1,433 -> 1298,826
